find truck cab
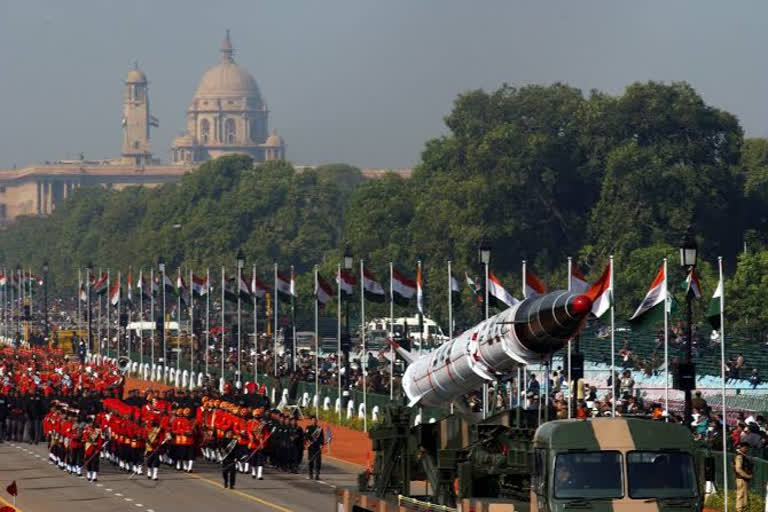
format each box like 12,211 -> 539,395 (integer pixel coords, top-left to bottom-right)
531,418 -> 703,512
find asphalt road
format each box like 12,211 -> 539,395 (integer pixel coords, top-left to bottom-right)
0,441 -> 359,512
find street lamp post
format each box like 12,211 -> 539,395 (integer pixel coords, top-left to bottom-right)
236,249 -> 245,388
43,261 -> 49,344
158,258 -> 166,375
343,246 -> 354,386
680,224 -> 698,427
86,262 -> 93,353
478,238 -> 491,419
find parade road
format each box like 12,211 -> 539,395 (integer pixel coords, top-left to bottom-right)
0,441 -> 359,512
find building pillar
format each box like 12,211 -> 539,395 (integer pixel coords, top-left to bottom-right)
36,181 -> 42,215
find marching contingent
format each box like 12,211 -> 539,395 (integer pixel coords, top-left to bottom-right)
0,346 -> 327,491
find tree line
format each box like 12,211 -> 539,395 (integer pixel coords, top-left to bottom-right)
2,80 -> 767,333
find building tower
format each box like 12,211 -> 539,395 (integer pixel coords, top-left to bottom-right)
121,62 -> 156,167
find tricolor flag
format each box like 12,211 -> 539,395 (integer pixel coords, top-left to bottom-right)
79,283 -> 87,303
488,272 -> 519,309
192,275 -> 209,297
466,273 -> 483,302
238,274 -> 251,301
450,273 -> 461,304
0,274 -> 6,287
177,273 -> 188,305
126,271 -> 133,304
524,267 -> 547,298
391,268 -> 416,306
336,269 -> 356,297
251,274 -> 269,300
685,268 -> 702,299
416,264 -> 424,314
585,262 -> 612,318
570,263 -> 590,294
163,273 -> 175,295
629,264 -> 667,322
109,277 -> 120,307
276,271 -> 293,300
363,267 -> 386,303
708,277 -> 723,330
315,272 -> 334,306
92,273 -> 108,295
224,277 -> 238,303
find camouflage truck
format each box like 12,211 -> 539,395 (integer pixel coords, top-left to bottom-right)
340,407 -> 706,512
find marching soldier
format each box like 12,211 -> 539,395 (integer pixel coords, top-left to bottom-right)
289,416 -> 303,473
305,416 -> 324,480
83,422 -> 103,482
145,418 -> 171,481
221,424 -> 238,489
734,441 -> 753,512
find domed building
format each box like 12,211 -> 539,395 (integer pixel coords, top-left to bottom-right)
171,31 -> 285,164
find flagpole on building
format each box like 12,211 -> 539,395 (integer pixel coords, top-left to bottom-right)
360,260 -> 368,432
389,262 -> 395,400
205,268 -> 210,377
220,266 -> 225,391
663,257 -> 669,416
251,263 -> 259,386
718,256 -> 728,509
567,257 -> 572,419
314,266 -> 320,400
609,255 -> 616,417
337,263 -> 342,423
274,263 -> 279,378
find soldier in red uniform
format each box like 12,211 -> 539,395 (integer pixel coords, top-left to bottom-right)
172,408 -> 195,472
83,422 -> 103,482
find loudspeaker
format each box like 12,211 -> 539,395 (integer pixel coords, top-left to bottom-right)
674,362 -> 696,391
570,352 -> 585,381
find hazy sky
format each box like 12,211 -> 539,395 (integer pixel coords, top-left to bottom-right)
1,1 -> 766,169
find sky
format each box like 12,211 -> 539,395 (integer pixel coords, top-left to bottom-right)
0,1 -> 766,169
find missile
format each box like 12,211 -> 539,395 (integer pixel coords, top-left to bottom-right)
397,290 -> 592,409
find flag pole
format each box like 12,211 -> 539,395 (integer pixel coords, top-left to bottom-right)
389,262 -> 395,400
220,266 -> 225,392
177,268 -> 181,376
314,266 -> 319,401
106,269 -> 111,358
162,266 -> 167,378
150,269 -> 155,369
206,267 -> 210,378
139,269 -> 143,368
448,260 -> 454,414
567,257 -> 572,419
483,260 -> 489,420
253,263 -> 258,386
273,263 -> 279,378
719,256 -> 728,510
116,270 -> 121,361
610,255 -> 616,417
291,265 -> 297,372
237,261 -> 242,388
77,268 -> 82,348
521,260 -> 527,413
360,258 -> 367,432
189,268 -> 194,379
337,263 -> 342,423
663,257 -> 669,416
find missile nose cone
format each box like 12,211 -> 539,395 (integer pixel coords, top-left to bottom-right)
569,295 -> 592,316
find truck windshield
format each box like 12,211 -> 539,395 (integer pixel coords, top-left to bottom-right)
627,451 -> 697,499
554,452 -> 623,499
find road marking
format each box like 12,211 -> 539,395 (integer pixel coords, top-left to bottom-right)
185,472 -> 293,512
97,483 -> 103,487
135,504 -> 143,508
106,488 -> 113,491
115,493 -> 124,496
125,498 -> 133,502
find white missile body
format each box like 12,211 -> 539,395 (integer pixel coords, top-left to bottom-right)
400,290 -> 591,409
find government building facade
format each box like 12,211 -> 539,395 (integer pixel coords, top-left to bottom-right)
0,31 -> 293,224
